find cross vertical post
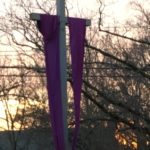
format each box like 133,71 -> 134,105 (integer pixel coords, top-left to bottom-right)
56,0 -> 68,150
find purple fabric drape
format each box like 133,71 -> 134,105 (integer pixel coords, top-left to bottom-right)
37,14 -> 66,150
68,18 -> 86,150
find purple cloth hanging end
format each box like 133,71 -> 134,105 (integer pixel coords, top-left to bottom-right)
36,14 -> 86,150
68,18 -> 86,150
37,14 -> 66,150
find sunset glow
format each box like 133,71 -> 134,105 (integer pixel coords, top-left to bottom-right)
0,100 -> 19,131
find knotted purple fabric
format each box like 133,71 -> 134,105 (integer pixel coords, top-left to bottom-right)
37,14 -> 66,150
68,18 -> 86,150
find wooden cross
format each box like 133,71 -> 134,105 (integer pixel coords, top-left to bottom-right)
30,0 -> 90,149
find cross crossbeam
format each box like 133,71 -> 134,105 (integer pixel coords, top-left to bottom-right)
30,13 -> 91,26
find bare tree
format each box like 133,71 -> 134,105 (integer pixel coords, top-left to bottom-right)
0,0 -> 149,150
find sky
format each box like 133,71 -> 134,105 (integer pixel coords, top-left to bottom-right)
0,0 -> 130,21
0,0 -> 134,131
0,0 -> 148,130
0,0 -> 132,52
1,0 -> 145,27
67,0 -> 130,24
